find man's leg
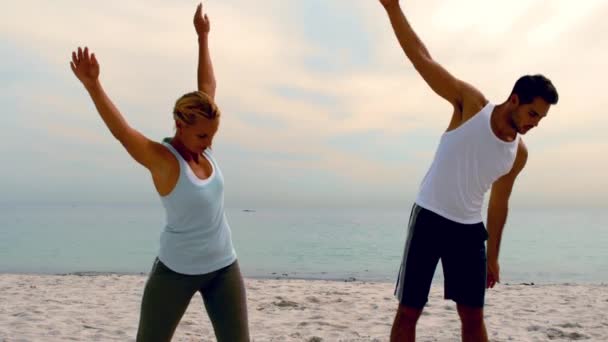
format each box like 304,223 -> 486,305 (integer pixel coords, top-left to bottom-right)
457,304 -> 487,342
390,304 -> 423,342
442,222 -> 489,342
392,205 -> 441,341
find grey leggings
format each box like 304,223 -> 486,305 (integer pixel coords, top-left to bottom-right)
136,258 -> 250,342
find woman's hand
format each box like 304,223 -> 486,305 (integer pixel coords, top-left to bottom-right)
194,3 -> 210,37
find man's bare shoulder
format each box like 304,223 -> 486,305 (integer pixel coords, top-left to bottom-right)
459,80 -> 488,120
445,80 -> 487,131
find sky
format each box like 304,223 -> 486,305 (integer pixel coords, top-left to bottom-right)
1,0 -> 607,209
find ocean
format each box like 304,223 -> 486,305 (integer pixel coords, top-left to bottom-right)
1,203 -> 606,284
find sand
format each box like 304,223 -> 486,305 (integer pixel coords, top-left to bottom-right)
1,274 -> 607,341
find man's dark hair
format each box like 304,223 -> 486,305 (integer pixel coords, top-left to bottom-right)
512,74 -> 559,105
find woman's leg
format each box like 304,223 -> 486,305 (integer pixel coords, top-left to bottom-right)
200,261 -> 250,342
136,259 -> 198,342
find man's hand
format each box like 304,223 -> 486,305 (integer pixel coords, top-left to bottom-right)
487,258 -> 500,288
379,0 -> 400,9
194,3 -> 210,37
70,46 -> 100,90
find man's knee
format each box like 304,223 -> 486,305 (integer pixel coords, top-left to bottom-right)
394,304 -> 423,327
457,304 -> 484,328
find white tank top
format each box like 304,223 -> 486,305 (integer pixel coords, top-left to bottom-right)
158,141 -> 236,275
415,103 -> 519,224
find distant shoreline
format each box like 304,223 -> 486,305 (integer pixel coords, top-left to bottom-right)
0,271 -> 605,286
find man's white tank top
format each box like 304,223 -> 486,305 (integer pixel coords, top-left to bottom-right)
415,103 -> 519,224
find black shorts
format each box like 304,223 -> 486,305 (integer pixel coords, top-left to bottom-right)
394,204 -> 489,308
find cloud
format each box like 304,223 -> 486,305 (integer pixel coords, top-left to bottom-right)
1,0 -> 607,208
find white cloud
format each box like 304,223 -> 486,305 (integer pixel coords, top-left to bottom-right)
2,0 -> 607,207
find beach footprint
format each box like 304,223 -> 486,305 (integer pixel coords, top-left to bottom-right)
546,327 -> 589,340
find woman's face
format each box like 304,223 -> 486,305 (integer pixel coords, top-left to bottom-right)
177,117 -> 219,154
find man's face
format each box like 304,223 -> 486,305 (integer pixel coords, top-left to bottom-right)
510,96 -> 551,135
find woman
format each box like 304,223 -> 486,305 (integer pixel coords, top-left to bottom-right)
69,4 -> 250,341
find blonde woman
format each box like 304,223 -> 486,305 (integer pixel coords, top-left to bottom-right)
70,4 -> 250,341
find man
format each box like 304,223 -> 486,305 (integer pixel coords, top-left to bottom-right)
378,1 -> 559,341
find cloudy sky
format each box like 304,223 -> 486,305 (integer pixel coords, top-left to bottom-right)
2,0 -> 607,209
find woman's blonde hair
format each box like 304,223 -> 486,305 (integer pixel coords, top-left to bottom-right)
173,91 -> 220,125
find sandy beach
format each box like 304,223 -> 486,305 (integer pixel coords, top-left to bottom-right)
0,274 -> 606,341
